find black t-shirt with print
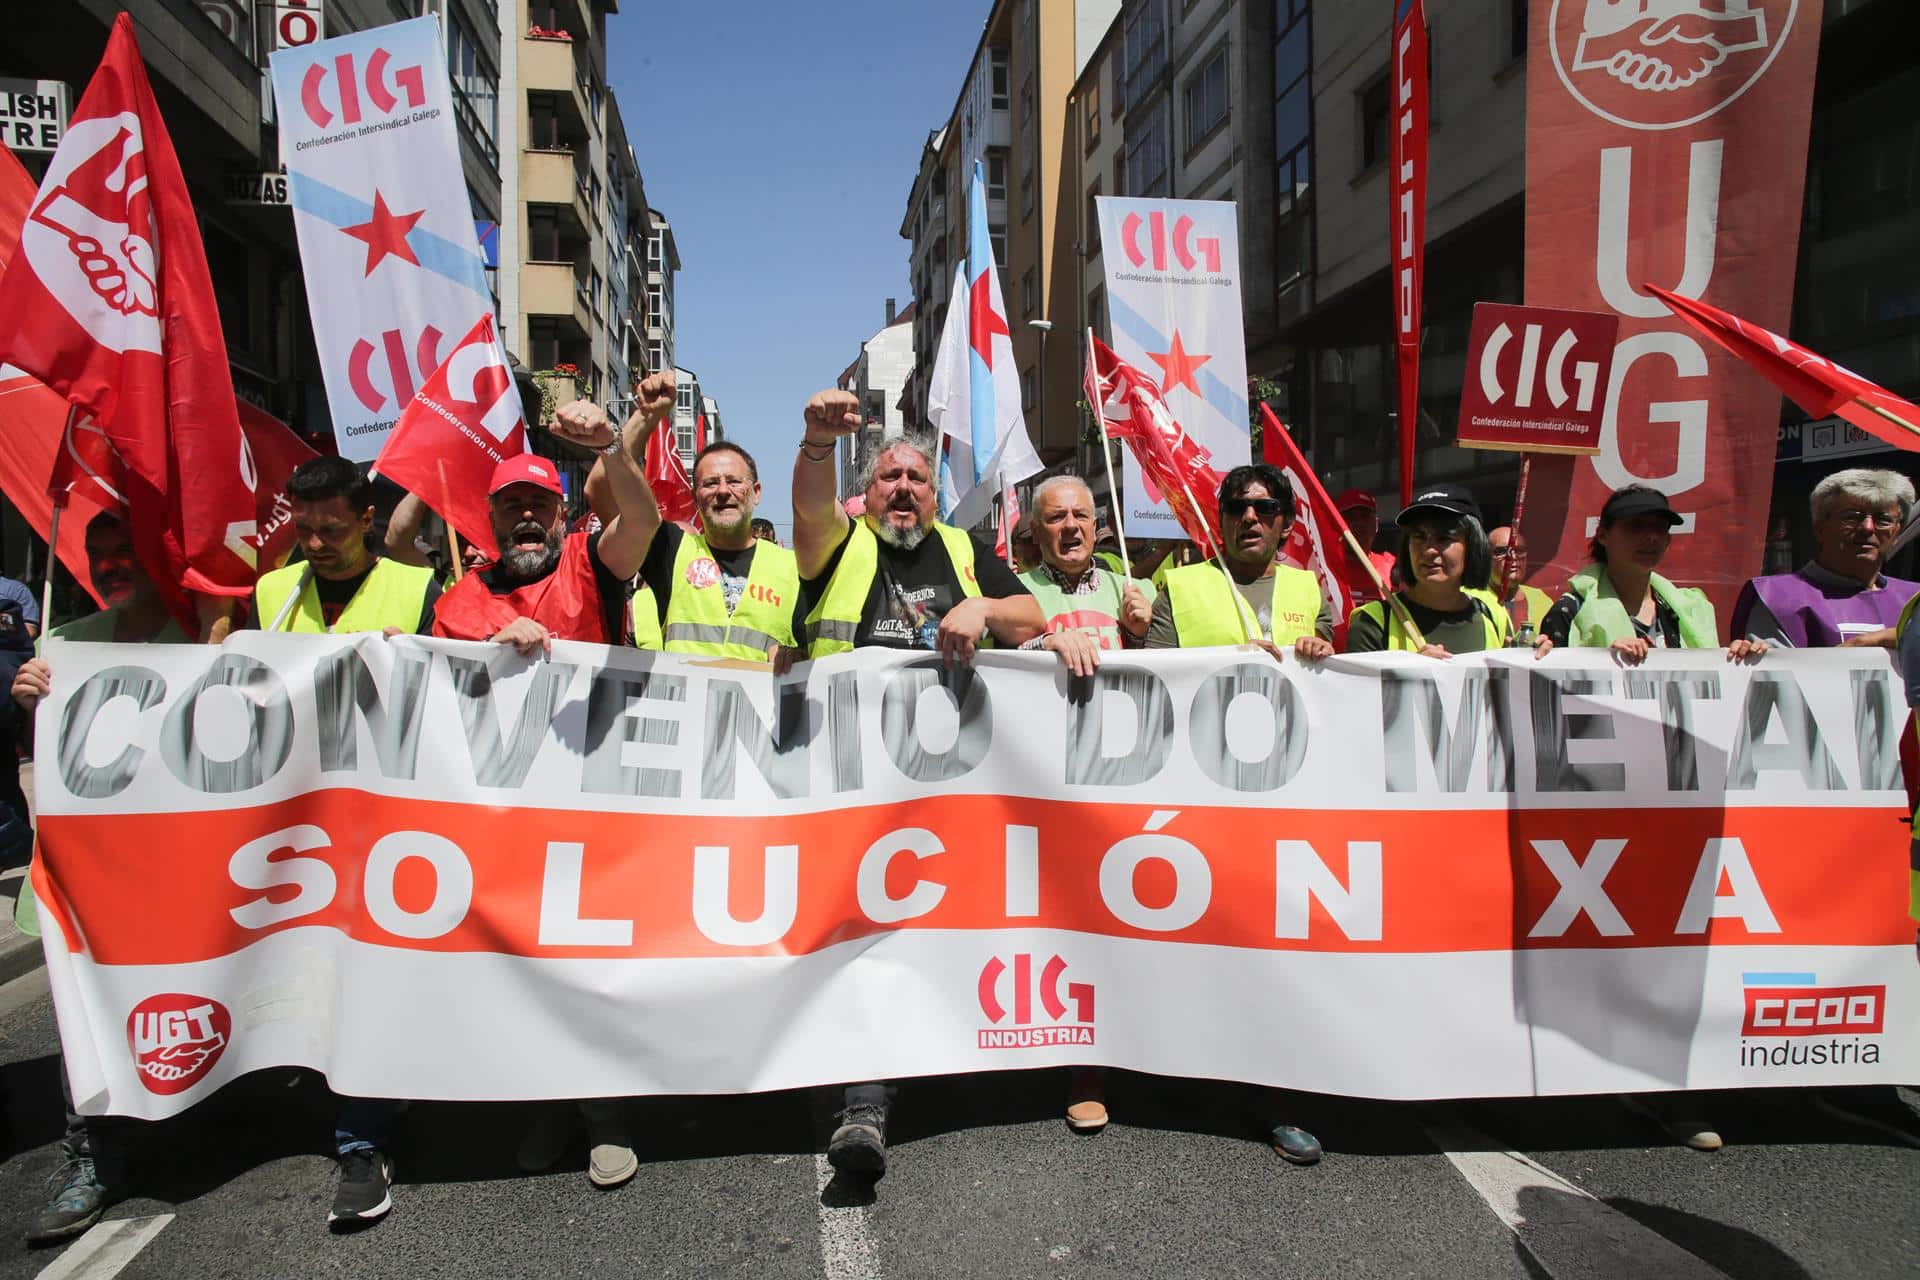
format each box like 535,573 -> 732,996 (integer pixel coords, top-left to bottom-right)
803,523 -> 1030,650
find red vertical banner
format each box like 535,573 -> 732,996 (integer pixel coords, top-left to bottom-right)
1520,0 -> 1820,610
1389,0 -> 1429,508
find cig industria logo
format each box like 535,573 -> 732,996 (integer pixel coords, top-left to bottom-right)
976,953 -> 1095,1049
1549,0 -> 1799,131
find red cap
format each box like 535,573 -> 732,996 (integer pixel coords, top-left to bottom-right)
1334,488 -> 1377,514
488,454 -> 564,498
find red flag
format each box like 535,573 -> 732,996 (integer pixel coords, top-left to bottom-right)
645,416 -> 696,525
695,410 -> 708,455
374,314 -> 527,560
0,14 -> 257,624
237,401 -> 320,573
1086,336 -> 1225,556
1260,404 -> 1355,633
1390,0 -> 1429,507
1649,285 -> 1920,453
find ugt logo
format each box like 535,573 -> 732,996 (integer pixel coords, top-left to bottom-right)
21,114 -> 160,354
1119,211 -> 1222,275
976,953 -> 1095,1050
127,993 -> 231,1096
300,48 -> 426,128
1549,0 -> 1797,131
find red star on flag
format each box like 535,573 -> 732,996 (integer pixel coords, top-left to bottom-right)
969,270 -> 1011,367
1145,331 -> 1212,397
339,190 -> 425,276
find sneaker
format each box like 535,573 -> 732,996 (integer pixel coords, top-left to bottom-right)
328,1148 -> 393,1227
1065,1069 -> 1109,1133
1269,1124 -> 1323,1165
516,1106 -> 571,1174
1621,1095 -> 1722,1151
585,1112 -> 637,1189
827,1104 -> 888,1176
26,1142 -> 106,1245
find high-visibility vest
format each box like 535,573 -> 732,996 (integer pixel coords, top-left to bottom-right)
1503,583 -> 1555,635
658,531 -> 798,659
432,532 -> 609,643
1564,564 -> 1718,648
1019,566 -> 1130,649
1348,592 -> 1511,652
1162,561 -> 1324,647
254,557 -> 435,635
806,519 -> 981,657
631,586 -> 663,650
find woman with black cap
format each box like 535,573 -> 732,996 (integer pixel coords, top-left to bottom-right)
1346,484 -> 1550,657
1539,483 -> 1767,663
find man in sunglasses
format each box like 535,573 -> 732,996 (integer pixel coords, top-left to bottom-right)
1487,526 -> 1554,642
1143,463 -> 1334,662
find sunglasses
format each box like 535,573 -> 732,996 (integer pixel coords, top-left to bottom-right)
1221,497 -> 1287,519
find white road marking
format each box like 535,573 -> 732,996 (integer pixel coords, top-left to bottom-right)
1425,1121 -> 1730,1280
813,1155 -> 882,1280
36,1213 -> 174,1280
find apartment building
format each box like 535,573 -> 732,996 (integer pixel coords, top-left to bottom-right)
645,209 -> 682,382
672,367 -> 705,472
604,97 -> 650,399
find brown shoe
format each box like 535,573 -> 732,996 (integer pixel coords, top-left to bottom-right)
1066,1069 -> 1108,1132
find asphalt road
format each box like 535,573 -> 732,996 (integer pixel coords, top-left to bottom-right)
0,967 -> 1912,1279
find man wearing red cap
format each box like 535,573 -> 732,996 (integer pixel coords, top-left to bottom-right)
431,371 -> 676,650
1334,489 -> 1396,607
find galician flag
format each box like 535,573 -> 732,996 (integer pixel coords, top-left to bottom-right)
927,159 -> 1043,530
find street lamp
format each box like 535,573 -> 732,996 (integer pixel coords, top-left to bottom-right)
1028,317 -> 1052,444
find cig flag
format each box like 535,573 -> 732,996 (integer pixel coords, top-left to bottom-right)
1085,336 -> 1224,557
928,161 -> 1043,530
271,18 -> 499,464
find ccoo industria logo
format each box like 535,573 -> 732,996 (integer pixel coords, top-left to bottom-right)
1549,0 -> 1799,131
1738,972 -> 1884,1070
976,953 -> 1095,1050
127,993 -> 231,1095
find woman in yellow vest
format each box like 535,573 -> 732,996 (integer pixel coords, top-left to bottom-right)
1347,485 -> 1544,656
1535,485 -> 1767,665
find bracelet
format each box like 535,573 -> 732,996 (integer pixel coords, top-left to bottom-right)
798,440 -> 835,461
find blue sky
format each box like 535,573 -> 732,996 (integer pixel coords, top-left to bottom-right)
605,2 -> 990,534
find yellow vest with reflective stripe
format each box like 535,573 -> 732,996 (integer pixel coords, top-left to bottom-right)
660,531 -> 799,659
1163,561 -> 1324,647
630,586 -> 663,650
806,519 -> 980,657
254,557 -> 435,635
1349,592 -> 1511,651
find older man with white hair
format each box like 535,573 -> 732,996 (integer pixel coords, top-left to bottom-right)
1018,475 -> 1153,654
1731,468 -> 1919,647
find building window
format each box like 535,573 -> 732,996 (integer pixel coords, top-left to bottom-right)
447,11 -> 499,168
1021,268 -> 1036,317
528,94 -> 563,150
529,319 -> 561,371
1022,366 -> 1037,410
1123,1 -> 1166,101
1085,180 -> 1101,255
990,227 -> 1008,269
1360,76 -> 1389,172
528,207 -> 562,261
1087,286 -> 1106,344
1113,151 -> 1126,199
1275,146 -> 1312,289
1110,48 -> 1123,118
1183,47 -> 1229,154
1125,114 -> 1168,197
987,150 -> 1008,201
991,48 -> 1010,110
1085,83 -> 1101,150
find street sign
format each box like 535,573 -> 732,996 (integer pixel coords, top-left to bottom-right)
1456,302 -> 1618,455
224,170 -> 291,206
0,79 -> 69,154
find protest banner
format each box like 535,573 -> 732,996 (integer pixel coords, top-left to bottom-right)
1094,198 -> 1249,541
1390,0 -> 1429,506
31,639 -> 1917,1120
270,18 -> 506,464
1521,0 -> 1821,612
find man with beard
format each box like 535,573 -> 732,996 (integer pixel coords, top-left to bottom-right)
254,457 -> 440,636
431,370 -> 674,651
10,510 -> 189,1245
587,439 -> 801,660
792,388 -> 1046,1179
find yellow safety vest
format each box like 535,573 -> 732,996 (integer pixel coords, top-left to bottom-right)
1162,561 -> 1324,647
1349,592 -> 1512,651
659,531 -> 799,659
630,585 -> 663,650
254,557 -> 436,635
806,519 -> 980,657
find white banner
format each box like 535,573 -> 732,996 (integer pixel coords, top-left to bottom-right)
270,18 -> 497,463
1094,197 -> 1251,540
31,640 -> 1918,1119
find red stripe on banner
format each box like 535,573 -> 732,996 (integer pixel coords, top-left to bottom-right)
37,795 -> 1910,965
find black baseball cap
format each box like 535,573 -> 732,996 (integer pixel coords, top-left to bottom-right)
1599,486 -> 1682,527
1396,484 -> 1483,527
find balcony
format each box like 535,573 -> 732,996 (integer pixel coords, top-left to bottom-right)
522,261 -> 592,339
522,36 -> 592,130
520,149 -> 593,233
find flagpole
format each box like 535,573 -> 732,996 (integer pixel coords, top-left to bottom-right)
1088,328 -> 1132,579
447,524 -> 466,582
267,562 -> 313,632
1001,484 -> 1016,568
1858,398 -> 1920,438
35,407 -> 82,658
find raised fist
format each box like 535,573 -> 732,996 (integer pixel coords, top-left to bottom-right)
632,369 -> 676,428
551,398 -> 615,449
803,389 -> 862,441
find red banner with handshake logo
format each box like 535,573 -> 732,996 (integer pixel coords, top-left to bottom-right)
1519,0 -> 1821,610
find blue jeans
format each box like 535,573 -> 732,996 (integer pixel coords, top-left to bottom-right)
335,1098 -> 406,1156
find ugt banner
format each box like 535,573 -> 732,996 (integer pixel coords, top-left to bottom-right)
1520,0 -> 1820,610
32,640 -> 1916,1119
1094,198 -> 1249,541
270,18 -> 501,464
